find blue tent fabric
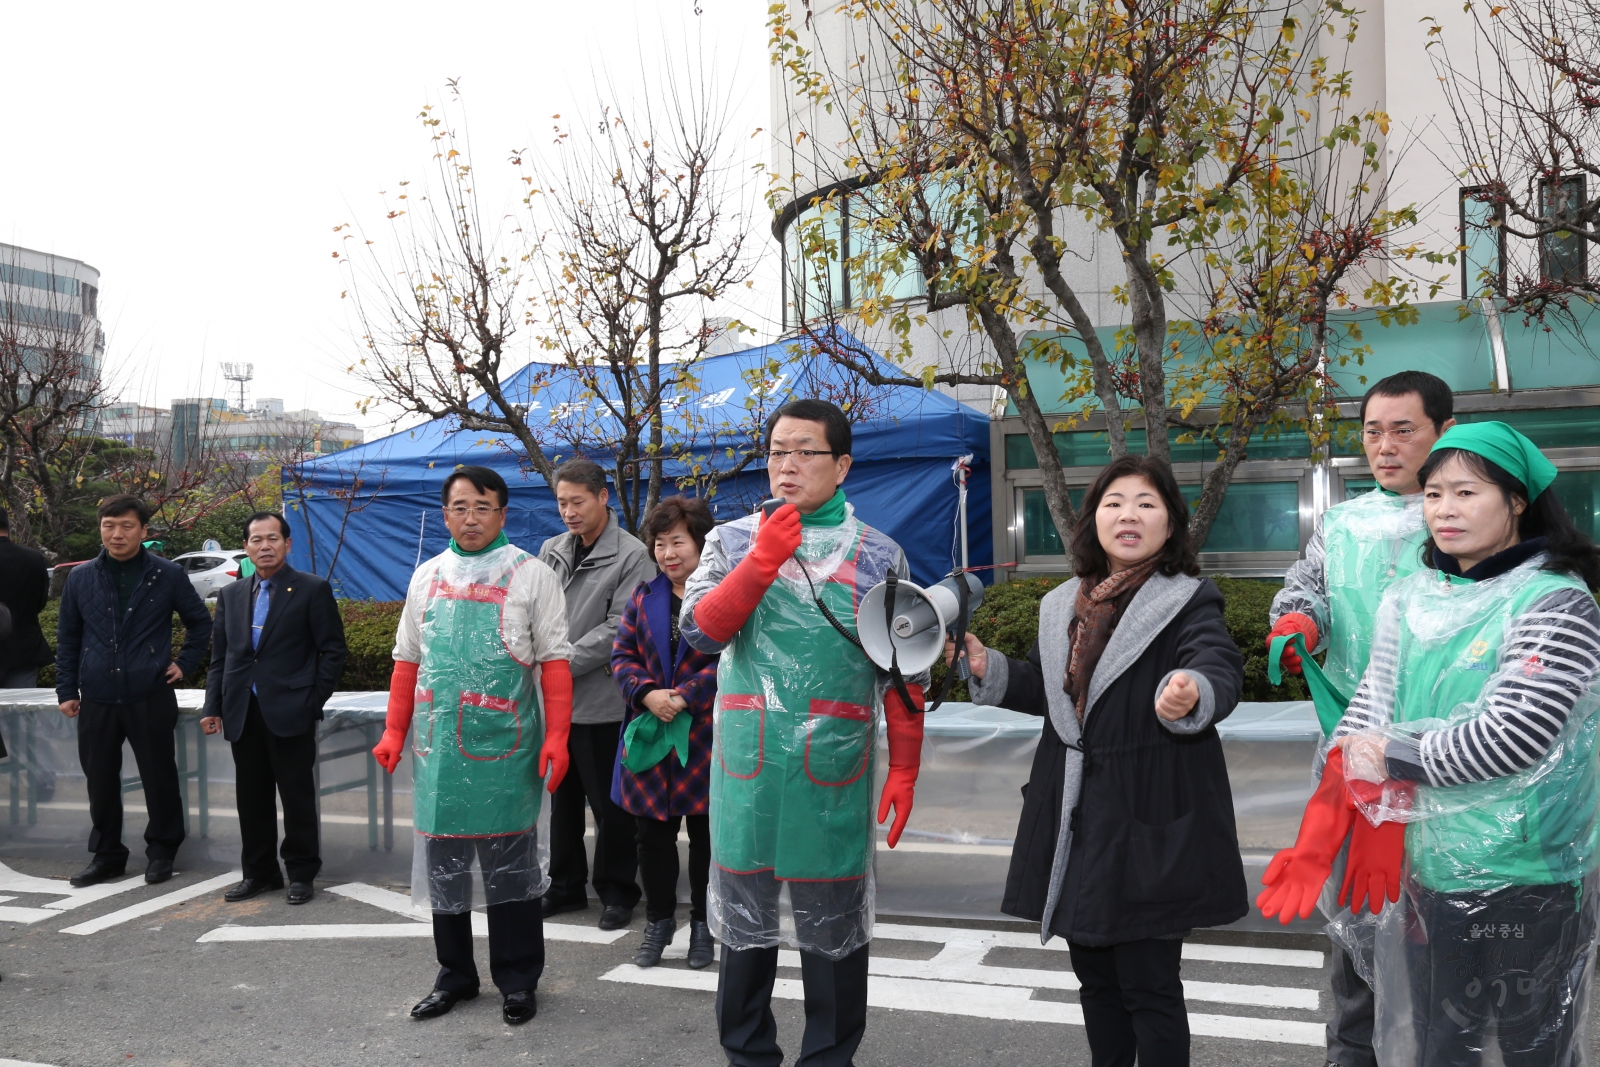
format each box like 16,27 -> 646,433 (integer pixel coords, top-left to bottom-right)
285,330 -> 993,600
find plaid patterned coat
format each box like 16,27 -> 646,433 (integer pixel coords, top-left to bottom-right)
609,573 -> 717,818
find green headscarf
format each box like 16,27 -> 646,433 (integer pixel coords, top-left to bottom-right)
1429,421 -> 1558,499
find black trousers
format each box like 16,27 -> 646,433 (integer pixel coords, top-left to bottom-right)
1327,937 -> 1377,1067
1068,938 -> 1190,1067
716,943 -> 870,1067
548,721 -> 640,908
432,899 -> 545,996
1405,881 -> 1590,1067
637,813 -> 710,923
232,699 -> 321,884
77,689 -> 185,866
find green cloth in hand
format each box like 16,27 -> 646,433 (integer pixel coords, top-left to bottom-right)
621,708 -> 692,773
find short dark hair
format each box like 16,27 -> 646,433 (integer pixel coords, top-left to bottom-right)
764,399 -> 852,457
1069,455 -> 1199,582
1418,447 -> 1600,588
552,458 -> 608,496
0,506 -> 9,532
242,511 -> 291,541
440,465 -> 509,508
642,495 -> 715,556
98,494 -> 151,526
1359,371 -> 1454,431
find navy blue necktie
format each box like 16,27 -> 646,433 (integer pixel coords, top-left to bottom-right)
252,578 -> 272,651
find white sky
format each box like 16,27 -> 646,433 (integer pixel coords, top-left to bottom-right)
1,0 -> 777,433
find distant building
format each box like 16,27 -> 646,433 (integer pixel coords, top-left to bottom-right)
101,403 -> 173,450
0,241 -> 105,396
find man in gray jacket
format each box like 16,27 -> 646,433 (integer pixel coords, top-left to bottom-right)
538,459 -> 654,929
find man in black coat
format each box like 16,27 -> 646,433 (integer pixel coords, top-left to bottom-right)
200,512 -> 345,905
0,507 -> 56,799
56,495 -> 214,887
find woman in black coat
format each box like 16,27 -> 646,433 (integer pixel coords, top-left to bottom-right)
953,455 -> 1247,1067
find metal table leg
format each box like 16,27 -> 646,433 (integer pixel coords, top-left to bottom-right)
197,724 -> 209,838
365,723 -> 377,852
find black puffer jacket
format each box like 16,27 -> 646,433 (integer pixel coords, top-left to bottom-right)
55,549 -> 213,705
969,574 -> 1248,946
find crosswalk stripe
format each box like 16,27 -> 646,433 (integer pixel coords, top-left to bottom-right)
59,871 -> 241,935
199,923 -> 433,942
0,861 -> 147,917
874,922 -> 1323,970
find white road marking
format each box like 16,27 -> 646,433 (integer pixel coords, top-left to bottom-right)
199,923 -> 434,942
0,1057 -> 68,1067
875,840 -> 1013,855
0,906 -> 60,924
874,922 -> 1323,970
32,800 -> 414,829
0,861 -> 146,913
599,966 -> 1322,1046
59,871 -> 241,935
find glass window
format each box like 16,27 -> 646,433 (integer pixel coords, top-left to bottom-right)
784,201 -> 845,324
1021,481 -> 1299,557
1343,478 -> 1380,500
849,189 -> 926,305
1005,427 -> 1311,471
1457,408 -> 1600,450
1551,469 -> 1600,542
1460,187 -> 1504,298
1540,176 -> 1588,284
1020,488 -> 1086,557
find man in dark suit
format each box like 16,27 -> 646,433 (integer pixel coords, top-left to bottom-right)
200,511 -> 346,905
0,507 -> 55,798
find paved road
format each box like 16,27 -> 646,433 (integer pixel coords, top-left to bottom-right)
0,855 -> 1382,1067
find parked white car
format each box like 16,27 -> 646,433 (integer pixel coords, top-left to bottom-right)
174,550 -> 249,598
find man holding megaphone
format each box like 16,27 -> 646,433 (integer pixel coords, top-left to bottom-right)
682,398 -> 926,1067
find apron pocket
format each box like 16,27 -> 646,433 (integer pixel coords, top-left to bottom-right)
717,694 -> 765,779
456,692 -> 522,761
804,699 -> 872,787
413,688 -> 436,755
1122,810 -> 1198,904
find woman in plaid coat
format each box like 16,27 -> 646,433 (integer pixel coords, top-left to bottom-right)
610,495 -> 718,969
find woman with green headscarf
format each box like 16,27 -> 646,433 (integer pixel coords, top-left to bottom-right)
1324,421 -> 1600,1066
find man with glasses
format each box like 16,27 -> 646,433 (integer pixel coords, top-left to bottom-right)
201,512 -> 346,905
1266,370 -> 1455,1067
372,465 -> 575,1026
683,399 -> 926,1067
537,458 -> 653,930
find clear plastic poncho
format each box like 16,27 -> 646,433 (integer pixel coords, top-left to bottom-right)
401,541 -> 556,915
702,505 -> 912,961
1326,555 -> 1600,1066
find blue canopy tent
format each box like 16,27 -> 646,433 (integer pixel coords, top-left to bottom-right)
285,330 -> 992,600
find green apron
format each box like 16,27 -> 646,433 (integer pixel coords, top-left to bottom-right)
711,530 -> 880,881
412,551 -> 545,838
1388,565 -> 1600,892
1322,490 -> 1428,700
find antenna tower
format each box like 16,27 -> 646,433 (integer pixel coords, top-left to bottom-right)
220,362 -> 254,413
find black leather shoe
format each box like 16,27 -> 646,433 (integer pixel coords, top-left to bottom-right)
286,882 -> 314,905
540,895 -> 587,919
411,987 -> 476,1019
70,860 -> 125,888
224,876 -> 284,902
633,918 -> 676,968
144,859 -> 173,885
686,920 -> 716,969
598,904 -> 634,931
501,989 -> 537,1025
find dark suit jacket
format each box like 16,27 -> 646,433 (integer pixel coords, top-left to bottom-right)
0,537 -> 52,673
204,565 -> 346,741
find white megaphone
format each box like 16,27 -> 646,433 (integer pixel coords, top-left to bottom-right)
859,572 -> 985,675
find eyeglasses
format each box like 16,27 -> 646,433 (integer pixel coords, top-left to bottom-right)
1363,427 -> 1420,443
764,449 -> 837,464
443,505 -> 504,518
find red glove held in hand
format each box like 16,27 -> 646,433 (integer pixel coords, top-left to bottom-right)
877,683 -> 924,849
538,659 -> 573,793
373,660 -> 420,773
693,504 -> 804,643
1340,816 -> 1405,915
1257,747 -> 1356,923
1266,613 -> 1319,675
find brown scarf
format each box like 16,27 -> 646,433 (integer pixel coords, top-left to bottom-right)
1066,559 -> 1159,722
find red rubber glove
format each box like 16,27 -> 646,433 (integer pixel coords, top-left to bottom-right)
538,659 -> 573,793
1339,778 -> 1409,914
1266,613 -> 1319,675
877,683 -> 924,848
1257,747 -> 1356,923
372,660 -> 420,773
693,503 -> 804,643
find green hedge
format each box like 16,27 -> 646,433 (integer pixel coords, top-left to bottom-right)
929,575 -> 1311,704
35,578 -> 1312,702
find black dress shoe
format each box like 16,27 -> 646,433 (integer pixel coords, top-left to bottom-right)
540,895 -> 587,919
411,987 -> 477,1019
69,860 -> 125,888
286,881 -> 314,905
633,918 -> 676,968
686,920 -> 716,970
598,904 -> 634,931
501,989 -> 537,1025
144,859 -> 173,885
224,876 -> 284,903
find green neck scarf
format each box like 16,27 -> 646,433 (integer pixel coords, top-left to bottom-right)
1430,421 -> 1557,498
800,488 -> 848,527
450,530 -> 510,557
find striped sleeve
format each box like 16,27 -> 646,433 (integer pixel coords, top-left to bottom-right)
1271,523 -> 1331,653
1390,589 -> 1600,787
